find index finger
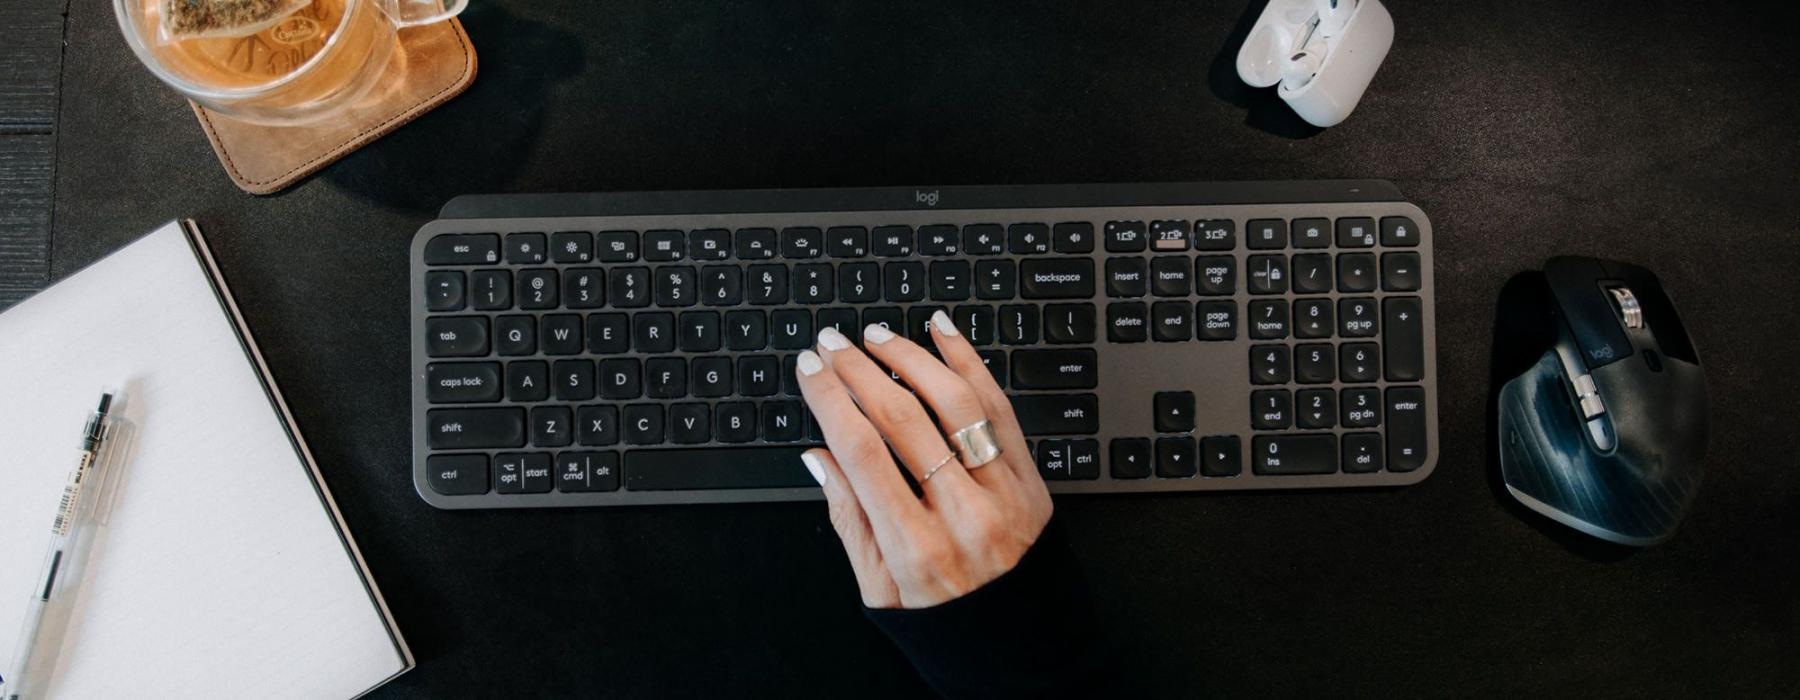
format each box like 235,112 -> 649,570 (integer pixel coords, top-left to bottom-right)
795,349 -> 926,529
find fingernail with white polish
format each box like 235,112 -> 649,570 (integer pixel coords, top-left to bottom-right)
863,323 -> 896,345
801,452 -> 827,486
931,310 -> 960,337
817,326 -> 851,351
797,350 -> 824,376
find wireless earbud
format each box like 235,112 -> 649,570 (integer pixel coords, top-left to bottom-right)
1316,0 -> 1357,37
1281,41 -> 1326,91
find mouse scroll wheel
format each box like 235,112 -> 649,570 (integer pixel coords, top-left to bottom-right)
1608,287 -> 1643,329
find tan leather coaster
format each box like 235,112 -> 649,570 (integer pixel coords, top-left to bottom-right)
191,17 -> 477,195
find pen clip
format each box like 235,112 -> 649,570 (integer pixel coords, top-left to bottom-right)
87,418 -> 135,527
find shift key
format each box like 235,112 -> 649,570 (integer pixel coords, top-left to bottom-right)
428,407 -> 526,449
1011,394 -> 1099,435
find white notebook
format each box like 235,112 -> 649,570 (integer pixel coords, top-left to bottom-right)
0,221 -> 411,699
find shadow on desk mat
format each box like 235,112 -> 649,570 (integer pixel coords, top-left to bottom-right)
190,18 -> 478,196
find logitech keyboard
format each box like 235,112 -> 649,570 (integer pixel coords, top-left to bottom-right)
410,181 -> 1439,508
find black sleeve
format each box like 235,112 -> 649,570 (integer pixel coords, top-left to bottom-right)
864,519 -> 1105,699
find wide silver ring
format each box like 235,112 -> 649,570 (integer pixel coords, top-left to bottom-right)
921,453 -> 956,481
951,420 -> 1003,468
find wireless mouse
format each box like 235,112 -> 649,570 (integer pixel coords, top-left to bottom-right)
1495,257 -> 1708,546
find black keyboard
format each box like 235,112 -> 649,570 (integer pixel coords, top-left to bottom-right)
410,181 -> 1440,508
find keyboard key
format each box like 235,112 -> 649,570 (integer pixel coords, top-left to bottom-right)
1294,299 -> 1333,338
1011,394 -> 1099,435
1384,297 -> 1425,380
645,357 -> 687,398
1193,220 -> 1235,251
1020,259 -> 1096,299
1196,301 -> 1237,341
930,260 -> 971,301
1054,222 -> 1095,253
1248,300 -> 1289,339
1386,387 -> 1428,471
1156,437 -> 1197,478
634,312 -> 676,353
859,225 -> 908,257
1339,298 -> 1378,337
1036,441 -> 1089,481
884,262 -> 927,302
977,349 -> 1007,388
541,315 -> 582,355
1150,220 -> 1190,251
596,231 -> 640,262
426,316 -> 489,357
701,266 -> 743,306
1296,389 -> 1336,429
715,402 -> 758,443
1246,220 -> 1286,249
1247,255 -> 1288,294
828,226 -> 869,257
428,407 -> 525,449
532,405 -> 575,447
517,269 -> 559,309
1106,302 -> 1148,343
1043,304 -> 1095,344
598,358 -> 642,399
1150,257 -> 1191,296
975,260 -> 1017,300
920,225 -> 960,255
739,355 -> 781,396
669,403 -> 712,444
771,309 -> 812,349
862,307 -> 903,339
1382,252 -> 1422,292
1252,434 -> 1338,475
610,267 -> 650,307
1104,221 -> 1147,252
1336,217 -> 1376,247
780,227 -> 822,258
1195,256 -> 1236,295
1200,436 -> 1241,477
963,224 -> 1005,255
552,359 -> 596,401
494,452 -> 554,494
1337,253 -> 1376,293
1340,343 -> 1380,383
623,404 -> 665,444
761,400 -> 805,441
470,269 -> 511,310
1154,391 -> 1195,433
587,313 -> 629,354
1110,439 -> 1153,479
1009,223 -> 1051,254
624,447 -> 819,490
644,230 -> 686,261
564,268 -> 605,308
425,233 -> 500,265
793,264 -> 834,304
655,266 -> 697,307
427,454 -> 489,495
1342,433 -> 1382,473
1341,387 -> 1381,428
998,305 -> 1040,345
551,231 -> 593,263
1295,343 -> 1335,383
1291,218 -> 1330,248
736,228 -> 777,259
508,361 -> 549,401
689,228 -> 731,260
1251,345 -> 1291,384
505,233 -> 548,264
1251,389 -> 1292,430
1291,254 -> 1332,294
426,270 -> 465,311
723,310 -> 768,350
1381,216 -> 1420,247
557,452 -> 621,492
1106,257 -> 1148,297
1012,349 -> 1099,390
692,357 -> 734,397
951,305 -> 997,345
747,265 -> 789,305
1152,301 -> 1191,341
427,362 -> 502,403
578,405 -> 620,445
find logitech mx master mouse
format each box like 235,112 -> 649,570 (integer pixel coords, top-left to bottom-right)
1496,257 -> 1708,546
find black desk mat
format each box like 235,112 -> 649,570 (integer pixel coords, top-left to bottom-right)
52,0 -> 1800,696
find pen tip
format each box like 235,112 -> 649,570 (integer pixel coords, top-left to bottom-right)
97,393 -> 113,413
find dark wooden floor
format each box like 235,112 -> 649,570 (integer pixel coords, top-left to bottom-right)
0,0 -> 65,307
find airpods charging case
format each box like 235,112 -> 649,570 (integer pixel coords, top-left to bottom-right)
1235,0 -> 1394,127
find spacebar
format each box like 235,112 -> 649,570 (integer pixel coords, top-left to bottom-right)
624,447 -> 821,491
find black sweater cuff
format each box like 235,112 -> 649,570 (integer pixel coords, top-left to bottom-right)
864,519 -> 1102,699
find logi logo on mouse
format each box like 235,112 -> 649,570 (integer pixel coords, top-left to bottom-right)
914,189 -> 941,207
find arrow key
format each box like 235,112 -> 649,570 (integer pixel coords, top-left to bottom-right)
1110,438 -> 1152,479
1154,391 -> 1196,432
1201,436 -> 1241,477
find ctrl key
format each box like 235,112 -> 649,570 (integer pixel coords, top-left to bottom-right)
427,454 -> 489,495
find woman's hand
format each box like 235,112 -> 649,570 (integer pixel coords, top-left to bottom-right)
797,310 -> 1053,609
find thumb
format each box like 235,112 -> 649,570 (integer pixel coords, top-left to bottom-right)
804,449 -> 900,609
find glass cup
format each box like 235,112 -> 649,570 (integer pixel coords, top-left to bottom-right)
113,0 -> 468,125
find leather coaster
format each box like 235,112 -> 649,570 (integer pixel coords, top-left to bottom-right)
191,17 -> 477,195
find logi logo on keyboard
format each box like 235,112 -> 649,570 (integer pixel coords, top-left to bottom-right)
914,189 -> 941,207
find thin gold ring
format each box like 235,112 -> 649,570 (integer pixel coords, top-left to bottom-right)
921,453 -> 955,481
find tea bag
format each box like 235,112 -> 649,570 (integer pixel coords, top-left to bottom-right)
161,0 -> 314,39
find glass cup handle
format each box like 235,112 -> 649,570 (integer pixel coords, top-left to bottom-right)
380,0 -> 468,28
